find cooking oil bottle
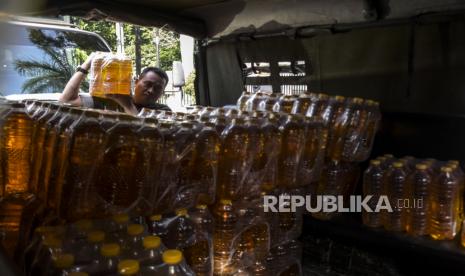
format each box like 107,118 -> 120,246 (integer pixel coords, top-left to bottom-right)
213,199 -> 238,275
1,102 -> 35,196
383,161 -> 407,232
96,114 -> 143,216
362,159 -> 384,228
298,119 -> 325,187
429,166 -> 462,240
244,116 -> 267,196
76,230 -> 106,264
37,106 -> 70,205
165,208 -> 196,249
21,226 -> 59,273
139,236 -> 165,267
190,204 -> 213,234
274,95 -> 295,113
183,232 -> 211,276
190,122 -> 220,206
173,122 -> 197,209
305,93 -> 328,119
245,92 -> 266,112
47,108 -> 84,215
156,249 -> 195,276
237,91 -> 251,111
60,110 -> 108,221
122,224 -> 146,258
217,117 -> 250,200
0,102 -> 39,257
343,98 -> 368,161
154,121 -> 177,214
93,243 -> 122,275
134,118 -> 164,216
101,54 -> 133,96
363,100 -> 381,156
46,253 -> 76,276
107,214 -> 131,240
259,115 -> 282,193
277,115 -> 306,189
30,104 -> 60,195
405,163 -> 431,236
118,259 -> 141,275
261,93 -> 281,112
326,97 -> 354,161
30,235 -> 64,275
313,160 -> 346,221
291,92 -> 314,115
211,115 -> 228,135
147,214 -> 168,238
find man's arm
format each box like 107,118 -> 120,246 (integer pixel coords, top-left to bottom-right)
58,54 -> 94,106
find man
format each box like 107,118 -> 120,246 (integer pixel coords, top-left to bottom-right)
59,53 -> 171,114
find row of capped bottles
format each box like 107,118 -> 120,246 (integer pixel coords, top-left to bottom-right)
21,199 -> 302,276
140,105 -> 328,199
236,91 -> 381,162
0,101 -> 329,220
363,154 -> 464,240
22,215 -> 196,275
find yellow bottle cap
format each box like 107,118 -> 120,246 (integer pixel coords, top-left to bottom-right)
441,166 -> 453,173
448,160 -> 460,165
220,199 -> 232,205
150,214 -> 162,221
87,230 -> 105,243
35,226 -> 55,234
334,95 -> 345,101
100,243 -> 121,257
392,162 -> 403,168
118,259 -> 140,275
68,273 -> 89,276
53,254 -> 74,269
175,208 -> 188,217
143,236 -> 161,249
74,219 -> 93,231
127,224 -> 144,236
415,164 -> 428,170
196,204 -> 207,210
162,249 -> 183,265
370,160 -> 381,166
113,213 -> 129,224
43,236 -> 63,248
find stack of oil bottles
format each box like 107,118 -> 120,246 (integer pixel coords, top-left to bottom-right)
0,91 -> 380,275
363,155 -> 465,245
237,91 -> 381,220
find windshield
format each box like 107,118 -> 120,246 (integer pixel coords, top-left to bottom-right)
0,22 -> 110,96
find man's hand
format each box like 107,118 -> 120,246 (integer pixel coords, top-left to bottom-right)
81,52 -> 97,71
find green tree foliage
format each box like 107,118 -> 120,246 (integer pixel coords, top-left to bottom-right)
14,29 -> 87,93
123,25 -> 181,72
71,18 -> 117,51
73,18 -> 181,72
184,71 -> 196,96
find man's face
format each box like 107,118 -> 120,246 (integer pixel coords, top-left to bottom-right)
133,71 -> 166,106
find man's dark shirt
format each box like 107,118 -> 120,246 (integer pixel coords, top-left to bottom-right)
80,93 -> 171,112
134,102 -> 171,112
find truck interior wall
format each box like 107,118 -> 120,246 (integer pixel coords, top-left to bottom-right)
200,13 -> 465,161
